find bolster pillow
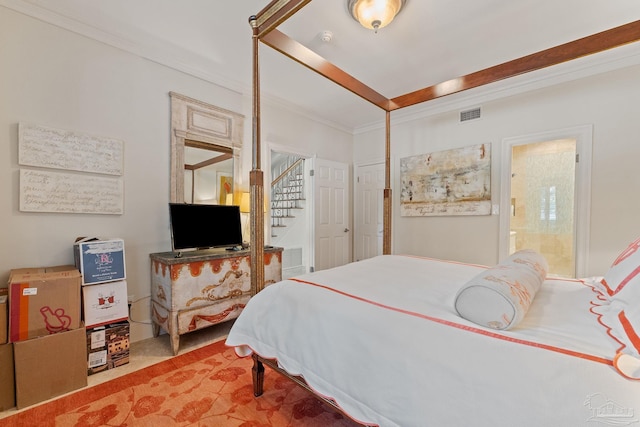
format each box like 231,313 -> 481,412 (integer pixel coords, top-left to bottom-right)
454,250 -> 548,330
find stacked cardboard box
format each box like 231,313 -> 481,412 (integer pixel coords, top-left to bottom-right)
86,321 -> 130,375
7,266 -> 87,409
0,342 -> 14,411
0,291 -> 7,344
74,237 -> 130,375
8,266 -> 81,342
0,291 -> 13,411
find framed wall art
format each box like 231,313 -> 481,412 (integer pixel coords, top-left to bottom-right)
400,143 -> 491,216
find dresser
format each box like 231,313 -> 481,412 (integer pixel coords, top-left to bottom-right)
150,246 -> 282,355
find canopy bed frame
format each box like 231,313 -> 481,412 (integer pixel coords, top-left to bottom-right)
247,1 -> 640,295
244,0 -> 640,422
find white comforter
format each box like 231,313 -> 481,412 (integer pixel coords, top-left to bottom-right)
226,255 -> 640,427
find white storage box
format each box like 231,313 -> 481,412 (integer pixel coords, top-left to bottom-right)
82,280 -> 129,328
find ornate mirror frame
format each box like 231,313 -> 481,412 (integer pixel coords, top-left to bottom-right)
169,92 -> 244,203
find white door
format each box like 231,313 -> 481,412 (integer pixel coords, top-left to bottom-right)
355,163 -> 385,261
313,158 -> 350,271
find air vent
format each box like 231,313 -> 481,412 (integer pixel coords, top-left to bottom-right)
460,107 -> 481,122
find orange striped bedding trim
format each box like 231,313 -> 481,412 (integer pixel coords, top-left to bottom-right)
290,276 -> 613,366
619,311 -> 640,354
590,301 -> 626,355
588,283 -> 635,362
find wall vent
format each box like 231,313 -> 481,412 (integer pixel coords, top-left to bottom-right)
460,107 -> 481,122
282,247 -> 303,269
281,247 -> 305,279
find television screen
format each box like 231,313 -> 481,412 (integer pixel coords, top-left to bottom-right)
169,203 -> 243,251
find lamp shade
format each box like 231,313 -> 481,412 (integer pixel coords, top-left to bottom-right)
239,192 -> 250,213
348,0 -> 406,31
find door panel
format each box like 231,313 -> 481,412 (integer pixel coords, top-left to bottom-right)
314,159 -> 350,271
355,163 -> 385,261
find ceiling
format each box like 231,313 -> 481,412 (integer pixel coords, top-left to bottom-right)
8,0 -> 640,131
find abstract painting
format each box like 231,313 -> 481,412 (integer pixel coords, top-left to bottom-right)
400,143 -> 491,216
217,173 -> 233,205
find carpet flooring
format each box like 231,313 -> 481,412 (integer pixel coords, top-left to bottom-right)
2,339 -> 363,426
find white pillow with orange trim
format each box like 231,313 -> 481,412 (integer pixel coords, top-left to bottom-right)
592,296 -> 640,379
454,249 -> 548,330
598,236 -> 640,297
590,237 -> 640,379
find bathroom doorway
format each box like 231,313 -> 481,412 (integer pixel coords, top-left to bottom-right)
510,139 -> 576,277
500,125 -> 592,278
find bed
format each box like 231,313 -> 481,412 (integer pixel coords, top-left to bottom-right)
232,2 -> 640,425
226,251 -> 640,426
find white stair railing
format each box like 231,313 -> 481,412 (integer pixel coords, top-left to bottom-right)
271,157 -> 305,235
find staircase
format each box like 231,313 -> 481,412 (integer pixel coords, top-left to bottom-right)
271,156 -> 305,237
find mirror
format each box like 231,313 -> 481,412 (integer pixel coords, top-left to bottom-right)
170,92 -> 243,204
183,141 -> 234,204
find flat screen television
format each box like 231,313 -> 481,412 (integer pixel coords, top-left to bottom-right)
169,203 -> 243,251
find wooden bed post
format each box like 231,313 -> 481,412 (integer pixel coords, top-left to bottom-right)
252,354 -> 265,396
383,111 -> 392,255
250,16 -> 265,295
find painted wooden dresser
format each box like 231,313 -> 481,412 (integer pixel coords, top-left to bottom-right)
150,247 -> 282,355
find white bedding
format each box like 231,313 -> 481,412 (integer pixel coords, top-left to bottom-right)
225,255 -> 640,427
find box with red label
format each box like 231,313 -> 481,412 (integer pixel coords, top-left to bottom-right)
86,320 -> 130,375
8,266 -> 81,342
74,237 -> 126,285
82,280 -> 128,328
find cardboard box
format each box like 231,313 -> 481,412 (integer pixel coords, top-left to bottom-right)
14,326 -> 87,409
86,320 -> 130,375
0,343 -> 15,411
74,238 -> 126,285
82,280 -> 129,328
0,291 -> 7,344
8,266 -> 81,342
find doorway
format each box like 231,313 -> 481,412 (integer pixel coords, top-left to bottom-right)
510,139 -> 576,277
269,148 -> 312,279
500,125 -> 592,278
268,149 -> 351,274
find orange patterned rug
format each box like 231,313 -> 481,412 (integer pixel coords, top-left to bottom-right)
3,339 -> 362,426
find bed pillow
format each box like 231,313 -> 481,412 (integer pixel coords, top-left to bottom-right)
591,295 -> 640,379
599,236 -> 640,297
590,237 -> 640,374
454,250 -> 548,330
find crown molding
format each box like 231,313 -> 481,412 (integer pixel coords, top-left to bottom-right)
4,0 -> 639,136
354,42 -> 640,134
0,0 -> 246,95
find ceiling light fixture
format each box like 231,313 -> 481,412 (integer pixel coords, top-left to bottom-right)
348,0 -> 407,33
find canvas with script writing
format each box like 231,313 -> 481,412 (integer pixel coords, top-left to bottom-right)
18,123 -> 124,215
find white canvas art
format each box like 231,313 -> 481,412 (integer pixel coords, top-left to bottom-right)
400,143 -> 491,216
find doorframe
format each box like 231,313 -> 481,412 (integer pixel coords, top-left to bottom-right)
265,142 -> 315,272
354,159 -> 386,261
499,124 -> 592,277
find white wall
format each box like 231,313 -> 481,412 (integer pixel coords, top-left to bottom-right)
0,8 -> 353,342
354,63 -> 640,274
